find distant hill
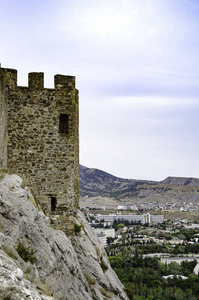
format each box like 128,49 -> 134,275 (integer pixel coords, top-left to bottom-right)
160,176 -> 199,186
79,165 -> 199,204
79,164 -> 154,197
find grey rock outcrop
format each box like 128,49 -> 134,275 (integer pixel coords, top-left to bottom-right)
160,176 -> 199,186
0,173 -> 128,300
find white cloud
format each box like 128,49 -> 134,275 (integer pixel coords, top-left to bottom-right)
1,0 -> 199,180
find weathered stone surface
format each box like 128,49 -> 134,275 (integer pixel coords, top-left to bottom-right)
72,211 -> 128,299
0,174 -> 128,300
0,250 -> 54,300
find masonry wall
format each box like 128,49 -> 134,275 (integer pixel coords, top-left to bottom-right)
0,70 -> 7,169
1,68 -> 79,233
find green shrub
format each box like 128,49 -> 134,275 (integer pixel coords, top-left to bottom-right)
16,241 -> 36,264
74,224 -> 82,233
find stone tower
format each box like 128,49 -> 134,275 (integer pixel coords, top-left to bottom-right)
0,70 -> 7,169
0,67 -> 79,233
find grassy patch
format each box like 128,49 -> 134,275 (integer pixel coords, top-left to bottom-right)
0,173 -> 5,180
2,245 -> 18,260
37,281 -> 53,297
21,178 -> 27,189
0,215 -> 4,231
100,287 -> 114,299
24,266 -> 36,283
0,168 -> 7,180
83,269 -> 96,287
95,246 -> 100,259
100,256 -> 109,273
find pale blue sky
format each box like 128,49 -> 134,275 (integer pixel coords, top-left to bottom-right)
1,0 -> 199,180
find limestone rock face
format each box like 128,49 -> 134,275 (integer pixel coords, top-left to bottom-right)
0,174 -> 128,300
0,250 -> 54,300
72,211 -> 128,299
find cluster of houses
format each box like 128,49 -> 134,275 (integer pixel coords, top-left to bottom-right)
93,226 -> 199,248
118,202 -> 199,212
80,201 -> 199,213
85,213 -> 199,248
88,212 -> 164,247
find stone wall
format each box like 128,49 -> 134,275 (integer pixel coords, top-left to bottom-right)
1,68 -> 79,233
0,70 -> 7,169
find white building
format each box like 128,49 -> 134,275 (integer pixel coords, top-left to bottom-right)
118,204 -> 137,210
93,228 -> 115,238
96,213 -> 164,225
96,233 -> 107,247
143,213 -> 151,224
184,223 -> 199,229
150,215 -> 164,223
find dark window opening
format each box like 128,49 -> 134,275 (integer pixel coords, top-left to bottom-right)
59,114 -> 69,134
51,196 -> 57,212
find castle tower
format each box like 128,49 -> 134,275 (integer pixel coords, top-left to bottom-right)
0,67 -> 79,233
0,70 -> 7,169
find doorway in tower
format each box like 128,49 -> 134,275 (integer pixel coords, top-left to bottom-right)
51,196 -> 57,212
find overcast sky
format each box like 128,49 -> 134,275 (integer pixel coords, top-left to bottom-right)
1,0 -> 199,181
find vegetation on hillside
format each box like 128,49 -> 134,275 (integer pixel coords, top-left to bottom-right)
108,246 -> 199,300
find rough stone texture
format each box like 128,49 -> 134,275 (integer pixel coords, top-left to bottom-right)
0,70 -> 7,169
0,250 -> 54,300
72,211 -> 128,299
0,67 -> 79,233
0,174 -> 128,300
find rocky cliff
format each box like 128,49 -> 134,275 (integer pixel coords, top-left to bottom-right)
0,173 -> 128,300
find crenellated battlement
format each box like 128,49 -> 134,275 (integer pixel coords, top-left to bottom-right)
0,65 -> 79,234
1,68 -> 76,91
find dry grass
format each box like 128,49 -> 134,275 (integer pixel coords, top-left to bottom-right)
83,269 -> 96,287
37,282 -> 53,297
0,168 -> 6,180
160,211 -> 199,222
2,245 -> 18,260
100,287 -> 114,299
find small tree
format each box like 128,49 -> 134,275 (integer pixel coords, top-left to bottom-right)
117,223 -> 125,229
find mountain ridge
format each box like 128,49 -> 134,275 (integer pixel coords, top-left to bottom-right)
160,176 -> 199,186
79,164 -> 199,204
